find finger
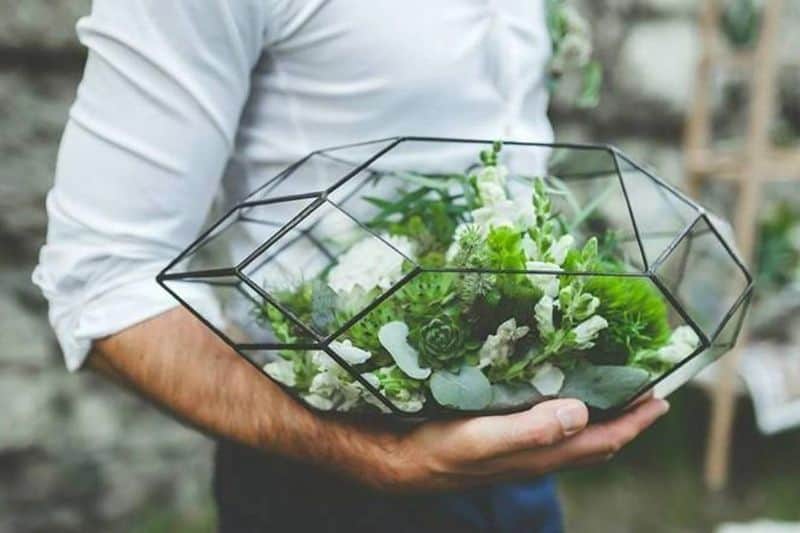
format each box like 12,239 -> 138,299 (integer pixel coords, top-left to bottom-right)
492,398 -> 668,473
463,398 -> 590,458
555,398 -> 669,460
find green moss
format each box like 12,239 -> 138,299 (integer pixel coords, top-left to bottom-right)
583,275 -> 671,365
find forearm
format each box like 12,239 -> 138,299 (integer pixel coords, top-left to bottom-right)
90,307 -> 396,482
87,307 -> 668,492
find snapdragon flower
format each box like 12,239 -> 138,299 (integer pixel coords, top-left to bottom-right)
654,326 -> 700,364
526,261 -> 562,297
534,294 -> 556,335
262,359 -> 296,387
571,315 -> 609,349
549,234 -> 575,265
478,318 -> 531,369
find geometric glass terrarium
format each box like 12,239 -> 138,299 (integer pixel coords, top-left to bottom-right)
158,137 -> 753,420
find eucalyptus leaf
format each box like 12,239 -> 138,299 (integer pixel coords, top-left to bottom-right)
311,280 -> 337,331
560,365 -> 650,409
430,366 -> 492,410
489,383 -> 542,410
378,321 -> 431,379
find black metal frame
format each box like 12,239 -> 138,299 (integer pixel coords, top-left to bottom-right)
157,137 -> 754,421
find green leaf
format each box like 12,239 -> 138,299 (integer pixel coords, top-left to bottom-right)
430,366 -> 492,410
577,60 -> 603,109
310,281 -> 337,331
378,321 -> 431,380
489,383 -> 542,410
560,365 -> 650,409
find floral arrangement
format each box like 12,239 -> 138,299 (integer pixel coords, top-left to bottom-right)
259,143 -> 699,414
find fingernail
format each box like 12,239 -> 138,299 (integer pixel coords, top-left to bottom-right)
556,404 -> 586,435
656,399 -> 670,416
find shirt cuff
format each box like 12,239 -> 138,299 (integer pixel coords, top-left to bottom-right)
34,268 -> 224,372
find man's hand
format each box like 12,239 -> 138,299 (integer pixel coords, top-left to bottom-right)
91,307 -> 668,493
367,396 -> 668,492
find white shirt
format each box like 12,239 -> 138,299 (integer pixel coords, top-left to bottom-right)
33,0 -> 553,371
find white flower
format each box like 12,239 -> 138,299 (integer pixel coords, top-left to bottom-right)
670,325 -> 700,348
526,261 -> 562,297
302,393 -> 335,411
521,233 -> 539,260
362,368 -> 425,413
328,339 -> 371,365
360,372 -> 392,413
336,381 -> 366,411
530,363 -> 565,396
309,368 -> 340,396
656,326 -> 700,364
477,180 -> 508,206
475,164 -> 509,187
327,234 -> 414,296
471,202 -> 516,230
549,235 -> 575,266
478,318 -> 530,368
302,350 -> 370,411
510,196 -> 536,231
471,180 -> 535,232
534,295 -> 556,335
263,359 -> 296,387
392,390 -> 425,413
311,350 -> 338,370
572,315 -> 609,349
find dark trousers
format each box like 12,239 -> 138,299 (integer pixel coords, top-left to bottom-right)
213,440 -> 563,533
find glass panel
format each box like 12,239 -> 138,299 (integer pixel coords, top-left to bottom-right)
240,200 -> 416,339
614,152 -> 701,270
247,139 -> 399,202
654,215 -> 750,340
163,198 -> 317,276
328,140 -> 647,274
162,274 -> 317,346
653,290 -> 751,401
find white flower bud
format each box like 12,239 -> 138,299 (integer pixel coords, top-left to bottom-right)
526,261 -> 562,297
572,315 -> 609,349
263,359 -> 296,387
535,295 -> 556,335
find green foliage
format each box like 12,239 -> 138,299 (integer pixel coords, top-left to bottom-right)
364,173 -> 475,254
755,202 -> 800,290
584,275 -> 671,365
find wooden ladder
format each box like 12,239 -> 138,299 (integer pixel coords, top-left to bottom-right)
684,0 -> 800,491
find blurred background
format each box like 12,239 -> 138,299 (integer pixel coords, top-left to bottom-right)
1,1 -> 799,531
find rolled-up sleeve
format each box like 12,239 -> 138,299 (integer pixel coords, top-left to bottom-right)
32,0 -> 267,370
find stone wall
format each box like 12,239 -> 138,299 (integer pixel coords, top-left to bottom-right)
1,2 -> 798,531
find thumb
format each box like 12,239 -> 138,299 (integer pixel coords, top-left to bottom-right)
473,399 -> 590,456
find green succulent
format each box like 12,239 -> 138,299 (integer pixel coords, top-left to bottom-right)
413,313 -> 466,366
